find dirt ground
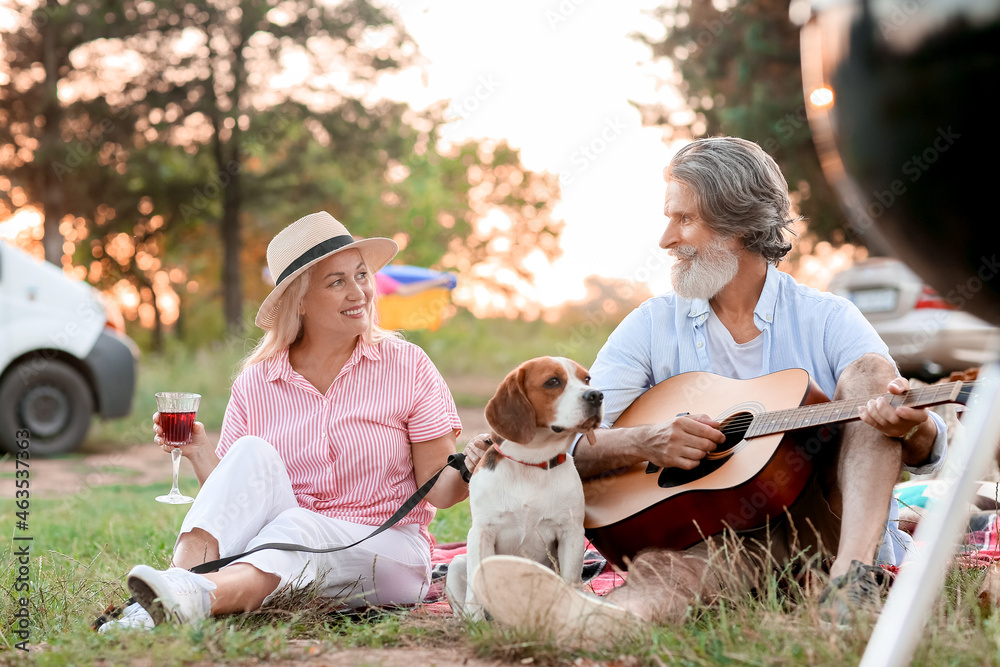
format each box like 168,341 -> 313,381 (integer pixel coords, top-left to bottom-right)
1,407 -> 490,499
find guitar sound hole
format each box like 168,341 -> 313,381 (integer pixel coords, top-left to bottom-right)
717,411 -> 751,454
657,411 -> 753,489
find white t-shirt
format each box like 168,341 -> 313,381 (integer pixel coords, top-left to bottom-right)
705,307 -> 765,379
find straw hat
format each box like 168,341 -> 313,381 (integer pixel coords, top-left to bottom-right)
255,212 -> 398,330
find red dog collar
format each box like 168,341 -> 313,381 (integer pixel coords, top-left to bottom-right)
494,445 -> 568,470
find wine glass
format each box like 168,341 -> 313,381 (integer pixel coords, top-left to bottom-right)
154,392 -> 200,504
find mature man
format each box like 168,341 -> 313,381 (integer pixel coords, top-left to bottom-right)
473,137 -> 948,642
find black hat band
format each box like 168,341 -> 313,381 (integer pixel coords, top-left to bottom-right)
275,235 -> 356,286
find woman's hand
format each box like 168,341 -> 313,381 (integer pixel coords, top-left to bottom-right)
462,433 -> 494,472
153,412 -> 220,485
153,412 -> 212,457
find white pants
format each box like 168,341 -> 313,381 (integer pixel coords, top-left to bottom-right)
177,436 -> 431,608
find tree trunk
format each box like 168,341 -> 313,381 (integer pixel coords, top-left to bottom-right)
40,2 -> 63,266
215,16 -> 247,336
221,144 -> 242,335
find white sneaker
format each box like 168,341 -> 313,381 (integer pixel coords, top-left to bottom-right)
127,565 -> 216,626
97,602 -> 154,633
471,555 -> 642,648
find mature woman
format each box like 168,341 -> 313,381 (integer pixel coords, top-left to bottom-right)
105,212 -> 479,630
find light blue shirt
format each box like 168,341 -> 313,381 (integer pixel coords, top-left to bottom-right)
585,264 -> 947,566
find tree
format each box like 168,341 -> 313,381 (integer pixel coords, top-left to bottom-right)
0,0 -> 142,264
1,0 -> 567,344
104,0 -> 420,335
1,0 -> 419,335
634,0 -> 849,243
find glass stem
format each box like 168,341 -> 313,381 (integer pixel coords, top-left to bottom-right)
170,447 -> 182,495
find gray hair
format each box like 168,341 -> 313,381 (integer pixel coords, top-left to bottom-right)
665,137 -> 797,265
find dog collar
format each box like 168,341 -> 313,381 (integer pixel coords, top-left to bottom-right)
494,446 -> 568,470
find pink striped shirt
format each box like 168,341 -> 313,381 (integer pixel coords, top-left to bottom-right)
217,336 -> 462,542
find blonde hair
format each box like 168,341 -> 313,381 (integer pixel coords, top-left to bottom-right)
240,263 -> 401,373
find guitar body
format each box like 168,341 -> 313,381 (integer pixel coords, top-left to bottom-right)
583,369 -> 832,570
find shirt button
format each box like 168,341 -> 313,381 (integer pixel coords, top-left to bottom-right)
696,341 -> 704,348
690,310 -> 697,316
766,314 -> 772,322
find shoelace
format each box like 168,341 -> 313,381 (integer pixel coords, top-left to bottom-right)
165,569 -> 217,596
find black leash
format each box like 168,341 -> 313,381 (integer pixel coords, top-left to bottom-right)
189,452 -> 471,574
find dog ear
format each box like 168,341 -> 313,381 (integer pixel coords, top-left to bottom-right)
485,367 -> 536,444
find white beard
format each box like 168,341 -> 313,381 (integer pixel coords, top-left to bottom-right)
669,237 -> 740,301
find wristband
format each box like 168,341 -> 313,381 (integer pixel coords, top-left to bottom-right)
902,423 -> 921,442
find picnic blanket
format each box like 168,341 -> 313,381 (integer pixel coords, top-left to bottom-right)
421,539 -> 626,613
893,479 -> 1000,566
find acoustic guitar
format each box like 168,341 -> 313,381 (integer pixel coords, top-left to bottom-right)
582,368 -> 974,569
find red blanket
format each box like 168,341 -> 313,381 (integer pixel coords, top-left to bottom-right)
960,512 -> 1000,565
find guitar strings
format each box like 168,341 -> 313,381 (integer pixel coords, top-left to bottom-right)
706,381 -> 971,437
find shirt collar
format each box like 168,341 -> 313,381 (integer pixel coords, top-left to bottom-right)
355,336 -> 382,363
264,348 -> 293,382
263,336 -> 382,383
753,264 -> 780,326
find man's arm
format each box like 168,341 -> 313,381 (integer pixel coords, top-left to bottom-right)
573,415 -> 726,479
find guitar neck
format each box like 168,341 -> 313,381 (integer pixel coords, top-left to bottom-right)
745,381 -> 972,438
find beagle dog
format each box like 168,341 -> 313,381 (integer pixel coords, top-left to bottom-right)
446,356 -> 604,619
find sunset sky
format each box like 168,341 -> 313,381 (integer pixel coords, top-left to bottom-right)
382,0 -> 685,305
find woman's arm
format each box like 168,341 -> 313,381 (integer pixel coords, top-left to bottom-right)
411,431 -> 469,509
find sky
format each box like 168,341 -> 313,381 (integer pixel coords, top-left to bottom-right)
0,0 -> 691,309
381,0 -> 685,305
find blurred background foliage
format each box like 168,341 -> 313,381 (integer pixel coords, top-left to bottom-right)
1,0 -> 565,350
1,0 -> 865,381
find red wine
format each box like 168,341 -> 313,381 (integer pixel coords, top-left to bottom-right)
160,411 -> 196,445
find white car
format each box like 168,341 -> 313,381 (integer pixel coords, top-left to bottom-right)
828,257 -> 1000,378
0,242 -> 138,455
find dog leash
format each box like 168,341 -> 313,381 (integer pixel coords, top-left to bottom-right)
188,452 -> 471,574
92,453 -> 471,630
